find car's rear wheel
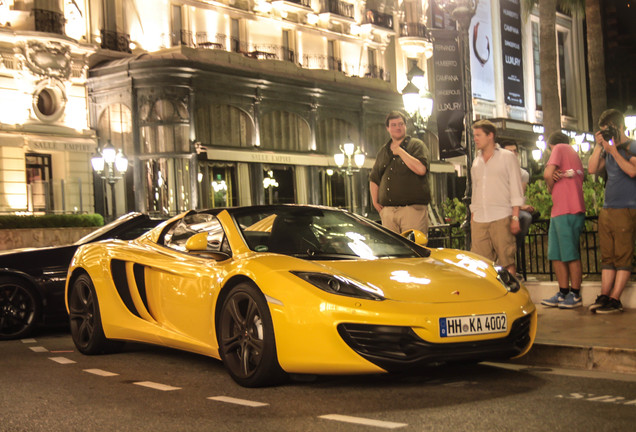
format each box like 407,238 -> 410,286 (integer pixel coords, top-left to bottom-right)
219,282 -> 286,387
68,273 -> 122,354
0,277 -> 40,340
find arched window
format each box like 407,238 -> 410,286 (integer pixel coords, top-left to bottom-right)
316,118 -> 359,155
195,104 -> 253,147
260,111 -> 310,152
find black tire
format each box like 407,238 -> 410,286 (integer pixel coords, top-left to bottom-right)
218,282 -> 287,387
0,276 -> 40,340
68,273 -> 122,354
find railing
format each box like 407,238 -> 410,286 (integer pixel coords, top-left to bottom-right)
399,22 -> 429,38
363,9 -> 394,30
100,29 -> 132,53
427,216 -> 605,280
20,179 -> 88,214
321,0 -> 355,19
33,8 -> 65,35
190,32 -> 391,82
284,0 -> 312,7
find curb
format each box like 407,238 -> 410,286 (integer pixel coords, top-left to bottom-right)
509,343 -> 636,375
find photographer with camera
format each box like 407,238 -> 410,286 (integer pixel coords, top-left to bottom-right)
587,109 -> 636,314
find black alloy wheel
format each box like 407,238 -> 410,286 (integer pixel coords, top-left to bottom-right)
68,273 -> 122,354
219,282 -> 286,387
0,277 -> 40,340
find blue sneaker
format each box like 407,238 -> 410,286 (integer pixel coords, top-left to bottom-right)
559,292 -> 582,309
541,292 -> 565,307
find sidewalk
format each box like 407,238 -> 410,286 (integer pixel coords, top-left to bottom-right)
508,281 -> 636,374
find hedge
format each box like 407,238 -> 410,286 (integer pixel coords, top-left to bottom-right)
0,213 -> 105,229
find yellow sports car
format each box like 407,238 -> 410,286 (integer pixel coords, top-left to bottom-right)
65,205 -> 536,387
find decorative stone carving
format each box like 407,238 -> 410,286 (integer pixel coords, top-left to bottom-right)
14,40 -> 71,79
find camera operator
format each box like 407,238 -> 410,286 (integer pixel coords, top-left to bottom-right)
587,109 -> 636,314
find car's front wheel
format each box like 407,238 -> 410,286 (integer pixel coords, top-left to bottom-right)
0,277 -> 40,340
68,273 -> 122,354
218,282 -> 286,387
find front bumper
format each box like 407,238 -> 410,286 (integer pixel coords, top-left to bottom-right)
337,313 -> 534,372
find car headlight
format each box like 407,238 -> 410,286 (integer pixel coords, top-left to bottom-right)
290,271 -> 385,301
495,266 -> 521,293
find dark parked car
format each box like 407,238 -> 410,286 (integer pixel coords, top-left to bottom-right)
0,213 -> 164,340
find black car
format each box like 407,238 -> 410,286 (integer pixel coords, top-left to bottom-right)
0,213 -> 165,340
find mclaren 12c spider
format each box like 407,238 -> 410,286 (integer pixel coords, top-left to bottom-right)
65,205 -> 537,387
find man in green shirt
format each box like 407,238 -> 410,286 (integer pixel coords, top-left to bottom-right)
369,111 -> 431,233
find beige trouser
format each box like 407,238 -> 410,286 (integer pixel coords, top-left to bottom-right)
471,216 -> 516,268
380,205 -> 429,235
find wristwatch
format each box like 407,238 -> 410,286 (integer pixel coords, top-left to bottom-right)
512,215 -> 519,221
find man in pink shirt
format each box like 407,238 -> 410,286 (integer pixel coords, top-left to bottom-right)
541,131 -> 586,309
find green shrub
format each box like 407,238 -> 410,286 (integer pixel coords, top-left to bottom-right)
0,213 -> 104,229
442,176 -> 606,224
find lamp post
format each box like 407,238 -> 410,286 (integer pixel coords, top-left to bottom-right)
401,64 -> 434,136
334,140 -> 365,213
91,141 -> 128,220
438,0 -> 478,247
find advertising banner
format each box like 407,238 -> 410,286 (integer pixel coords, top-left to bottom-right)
432,30 -> 466,159
469,0 -> 495,101
500,0 -> 525,106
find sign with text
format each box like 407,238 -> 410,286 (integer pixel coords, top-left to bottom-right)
432,30 -> 466,159
500,0 -> 525,106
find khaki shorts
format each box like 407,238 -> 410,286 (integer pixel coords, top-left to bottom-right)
380,205 -> 429,235
471,216 -> 516,268
599,208 -> 636,270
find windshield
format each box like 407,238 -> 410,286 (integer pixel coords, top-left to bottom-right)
231,206 -> 427,260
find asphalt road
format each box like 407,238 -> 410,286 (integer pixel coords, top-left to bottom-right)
2,329 -> 636,431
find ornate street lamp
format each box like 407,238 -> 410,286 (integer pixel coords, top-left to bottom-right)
334,140 -> 365,213
438,0 -> 478,247
401,64 -> 434,135
91,141 -> 128,219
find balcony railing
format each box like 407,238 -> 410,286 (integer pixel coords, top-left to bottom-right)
363,9 -> 394,30
100,29 -> 132,53
33,8 -> 65,35
284,0 -> 312,7
399,22 -> 429,39
320,0 -> 355,19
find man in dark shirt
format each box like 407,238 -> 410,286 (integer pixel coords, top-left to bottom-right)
369,111 -> 431,233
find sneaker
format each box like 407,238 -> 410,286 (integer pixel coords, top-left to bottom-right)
541,292 -> 566,307
588,294 -> 610,312
558,292 -> 582,309
595,298 -> 623,314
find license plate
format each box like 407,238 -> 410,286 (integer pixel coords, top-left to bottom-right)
439,313 -> 507,338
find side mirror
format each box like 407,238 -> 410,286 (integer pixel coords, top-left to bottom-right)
185,232 -> 209,251
401,229 -> 428,246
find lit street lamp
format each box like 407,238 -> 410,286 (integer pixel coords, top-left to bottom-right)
334,140 -> 365,213
91,141 -> 128,220
438,0 -> 478,246
401,63 -> 434,136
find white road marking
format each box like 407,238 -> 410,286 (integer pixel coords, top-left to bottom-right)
319,414 -> 407,429
84,369 -> 119,377
21,338 -> 37,343
30,346 -> 48,352
207,396 -> 269,407
133,381 -> 181,391
49,357 -> 76,364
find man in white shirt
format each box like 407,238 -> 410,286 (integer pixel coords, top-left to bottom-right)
470,120 -> 525,275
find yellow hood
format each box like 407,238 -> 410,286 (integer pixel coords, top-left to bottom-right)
309,250 -> 507,303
